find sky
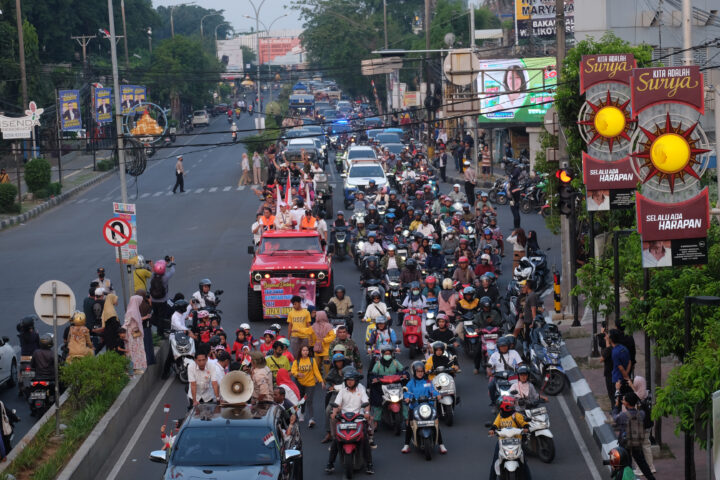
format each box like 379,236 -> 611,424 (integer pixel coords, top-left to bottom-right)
152,0 -> 303,33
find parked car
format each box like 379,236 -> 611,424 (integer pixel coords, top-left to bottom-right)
192,110 -> 210,127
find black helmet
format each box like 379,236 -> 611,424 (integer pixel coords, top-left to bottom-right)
199,278 -> 212,289
334,285 -> 346,295
480,296 -> 492,309
517,364 -> 530,375
342,365 -> 360,381
209,336 -> 221,348
17,315 -> 38,333
39,333 -> 53,349
421,215 -> 429,222
173,299 -> 189,312
497,336 -> 512,348
411,361 -> 426,374
406,258 -> 417,269
431,341 -> 446,354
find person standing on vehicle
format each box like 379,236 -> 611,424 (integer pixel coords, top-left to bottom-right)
514,279 -> 538,338
325,367 -> 374,475
172,156 -> 185,193
188,345 -> 221,408
401,361 -> 447,454
150,258 -> 175,336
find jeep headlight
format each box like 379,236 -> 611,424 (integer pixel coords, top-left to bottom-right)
317,271 -> 327,281
418,404 -> 432,420
253,273 -> 262,282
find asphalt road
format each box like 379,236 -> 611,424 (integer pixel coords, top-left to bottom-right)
0,112 -> 607,479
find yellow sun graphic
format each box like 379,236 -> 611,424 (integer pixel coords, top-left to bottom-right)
631,113 -> 710,193
578,90 -> 634,153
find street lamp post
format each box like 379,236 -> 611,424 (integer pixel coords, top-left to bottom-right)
170,2 -> 194,37
15,0 -> 27,107
147,27 -> 152,53
106,0 -> 129,206
200,12 -> 221,37
214,22 -> 230,43
682,295 -> 720,480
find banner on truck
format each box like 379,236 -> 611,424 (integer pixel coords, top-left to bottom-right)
260,277 -> 316,318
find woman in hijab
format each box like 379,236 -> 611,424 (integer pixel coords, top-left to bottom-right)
124,295 -> 147,374
632,376 -> 656,474
311,311 -> 335,377
101,292 -> 120,352
135,289 -> 156,366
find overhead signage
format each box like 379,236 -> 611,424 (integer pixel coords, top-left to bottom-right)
582,153 -> 638,211
515,0 -> 574,40
579,54 -> 636,93
631,66 -> 705,118
0,101 -> 43,139
60,90 -> 82,131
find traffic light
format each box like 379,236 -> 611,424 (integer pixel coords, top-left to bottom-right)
556,168 -> 575,216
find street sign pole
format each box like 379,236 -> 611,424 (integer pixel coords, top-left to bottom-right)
117,245 -> 128,308
51,281 -> 60,437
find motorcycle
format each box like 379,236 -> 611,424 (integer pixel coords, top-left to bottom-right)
430,366 -> 457,426
459,311 -> 480,358
168,126 -> 177,142
408,395 -> 440,460
335,154 -> 344,172
333,409 -> 369,478
518,399 -> 555,463
423,298 -> 439,333
376,374 -> 405,435
401,308 -> 424,359
488,178 -> 509,205
529,341 -> 566,396
27,377 -> 55,417
491,370 -> 519,410
232,131 -> 238,143
513,252 -> 549,293
520,176 -> 547,214
168,331 -> 196,383
362,278 -> 384,307
442,249 -> 457,278
333,226 -> 348,261
19,357 -> 33,398
480,326 -> 500,374
385,268 -> 403,311
491,427 -> 530,479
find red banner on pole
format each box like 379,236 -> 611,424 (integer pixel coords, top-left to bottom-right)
630,66 -> 705,118
636,188 -> 709,241
579,54 -> 636,93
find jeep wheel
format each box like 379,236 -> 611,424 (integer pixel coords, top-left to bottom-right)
247,284 -> 263,322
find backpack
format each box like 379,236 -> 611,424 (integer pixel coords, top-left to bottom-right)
623,411 -> 645,448
638,396 -> 654,430
149,274 -> 167,300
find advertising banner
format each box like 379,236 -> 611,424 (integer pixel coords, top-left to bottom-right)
59,90 -> 82,131
0,101 -> 43,139
579,54 -> 636,93
95,87 -> 112,124
582,153 -> 637,211
515,0 -> 574,40
631,66 -> 705,118
260,277 -> 317,318
133,86 -> 147,109
636,188 -> 709,242
121,85 -> 136,115
112,202 -> 138,264
477,57 -> 557,124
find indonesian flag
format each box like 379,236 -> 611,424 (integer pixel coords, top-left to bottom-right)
305,183 -> 312,210
276,184 -> 282,217
263,432 -> 275,446
99,28 -> 111,38
285,170 -> 292,205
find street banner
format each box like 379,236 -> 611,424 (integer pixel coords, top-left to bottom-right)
133,86 -> 147,110
59,90 -> 81,131
579,54 -> 636,93
636,189 -> 709,241
515,0 -> 574,40
631,66 -> 705,118
641,238 -> 707,268
95,87 -> 112,124
121,85 -> 136,115
582,152 -> 637,211
260,277 -> 316,318
112,202 -> 138,264
0,101 -> 43,139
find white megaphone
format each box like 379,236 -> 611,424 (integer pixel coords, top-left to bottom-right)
219,371 -> 254,405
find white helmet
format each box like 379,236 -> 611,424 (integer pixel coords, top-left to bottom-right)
240,323 -> 250,330
481,253 -> 491,262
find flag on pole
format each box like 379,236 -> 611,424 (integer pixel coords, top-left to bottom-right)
285,170 -> 292,205
276,184 -> 282,217
263,432 -> 276,446
305,183 -> 312,210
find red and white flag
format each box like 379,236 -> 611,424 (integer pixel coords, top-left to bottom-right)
285,170 -> 292,205
275,184 -> 282,216
262,432 -> 275,446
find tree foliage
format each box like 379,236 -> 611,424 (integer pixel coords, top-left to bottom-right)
570,256 -> 614,318
154,4 -> 229,41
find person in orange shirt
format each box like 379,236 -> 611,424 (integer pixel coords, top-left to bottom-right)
300,209 -> 317,231
259,207 -> 276,230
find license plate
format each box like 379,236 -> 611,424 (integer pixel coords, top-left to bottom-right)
392,291 -> 399,296
415,420 -> 435,427
464,321 -> 475,327
253,284 -> 261,291
339,423 -> 357,429
21,371 -> 35,378
30,391 -> 46,400
483,334 -> 498,340
529,407 -> 547,416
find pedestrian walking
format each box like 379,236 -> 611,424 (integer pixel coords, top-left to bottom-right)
252,151 -> 262,184
239,153 -> 251,186
173,156 -> 185,193
481,145 -> 492,182
291,345 -> 325,427
463,160 -> 476,203
0,169 -> 9,184
612,391 -> 656,479
124,294 -> 148,375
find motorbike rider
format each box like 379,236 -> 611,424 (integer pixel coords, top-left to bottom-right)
509,364 -> 548,403
605,447 -> 636,480
367,316 -> 399,357
387,190 -> 400,210
441,228 -> 460,253
365,179 -> 379,196
425,341 -> 459,380
454,237 -> 475,263
380,244 -> 405,272
475,254 -> 495,276
448,184 -> 467,203
326,285 -> 354,319
360,255 -> 386,297
478,296 -> 503,329
452,256 -> 477,285
192,278 -> 216,308
329,326 -> 363,372
411,190 -> 426,211
321,353 -> 350,443
18,315 -> 41,357
326,366 -> 374,475
399,258 -> 422,288
422,184 -> 434,202
428,315 -> 458,349
438,279 -> 458,322
460,203 -> 474,223
381,212 -> 397,236
31,333 -> 56,379
422,275 -> 440,298
361,232 -> 384,258
487,336 -> 523,404
477,274 -> 501,310
401,281 -> 426,312
475,191 -> 496,216
365,204 -> 381,225
353,190 -> 369,213
401,361 -> 448,454
488,396 -> 531,480
425,244 -> 445,273
415,215 -> 436,239
370,344 -> 407,429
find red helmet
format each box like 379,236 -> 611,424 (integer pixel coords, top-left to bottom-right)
499,396 -> 516,413
458,256 -> 469,263
153,260 -> 167,275
426,276 -> 436,285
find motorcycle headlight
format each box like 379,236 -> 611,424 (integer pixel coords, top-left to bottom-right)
435,375 -> 450,387
418,404 -> 432,420
177,343 -> 191,354
389,282 -> 400,288
318,271 -> 327,281
426,312 -> 435,319
253,273 -> 262,282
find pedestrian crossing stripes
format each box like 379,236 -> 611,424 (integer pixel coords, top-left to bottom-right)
67,185 -> 253,205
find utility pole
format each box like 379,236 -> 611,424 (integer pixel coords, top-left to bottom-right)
15,0 -> 27,107
383,0 -> 388,49
425,0 -> 431,146
682,0 -> 692,65
71,35 -> 94,70
107,0 -> 129,205
120,0 -> 129,68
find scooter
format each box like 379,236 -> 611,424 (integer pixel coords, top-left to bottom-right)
168,126 -> 177,142
333,226 -> 348,261
459,312 -> 480,358
401,308 -> 424,359
488,178 -> 509,205
168,331 -> 196,383
333,409 -> 369,478
232,131 -> 238,143
518,399 -> 555,463
385,268 -> 403,311
480,326 -> 500,374
530,342 -> 566,396
376,374 -> 405,435
27,378 -> 55,417
430,366 -> 457,426
408,395 -> 440,461
423,298 -> 439,332
492,427 -> 530,479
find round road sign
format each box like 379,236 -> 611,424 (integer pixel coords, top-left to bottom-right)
103,218 -> 132,247
33,280 -> 76,326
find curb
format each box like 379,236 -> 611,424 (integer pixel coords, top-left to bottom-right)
559,342 -> 618,459
0,168 -> 116,231
57,341 -> 169,480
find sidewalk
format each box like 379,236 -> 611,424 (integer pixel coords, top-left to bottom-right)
556,303 -> 711,479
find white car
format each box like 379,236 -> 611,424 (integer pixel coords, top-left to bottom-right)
343,145 -> 378,171
191,109 -> 210,127
344,160 -> 388,192
0,336 -> 18,388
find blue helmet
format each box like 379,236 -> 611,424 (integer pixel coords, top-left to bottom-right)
484,228 -> 492,235
332,353 -> 347,363
386,212 -> 396,219
368,231 -> 376,237
431,243 -> 442,253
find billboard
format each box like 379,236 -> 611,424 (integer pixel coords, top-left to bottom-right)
477,57 -> 556,124
515,0 -> 574,40
95,87 -> 112,124
120,85 -> 147,115
59,90 -> 81,131
217,39 -> 245,78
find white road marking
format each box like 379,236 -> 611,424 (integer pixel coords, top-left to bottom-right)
195,188 -> 204,193
105,376 -> 174,480
223,186 -> 231,192
209,187 -> 217,192
153,191 -> 163,197
140,193 -> 150,199
165,191 -> 173,196
557,393 -> 604,480
87,197 -> 98,202
237,186 -> 245,191
77,198 -> 87,204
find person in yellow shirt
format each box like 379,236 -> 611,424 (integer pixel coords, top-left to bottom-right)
488,396 -> 530,480
287,295 -> 314,359
291,345 -> 325,427
133,256 -> 152,292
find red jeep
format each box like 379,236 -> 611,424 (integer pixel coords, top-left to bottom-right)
247,230 -> 333,322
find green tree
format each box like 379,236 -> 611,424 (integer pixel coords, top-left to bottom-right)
154,5 -> 228,41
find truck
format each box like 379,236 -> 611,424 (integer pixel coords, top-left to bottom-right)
247,230 -> 334,322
